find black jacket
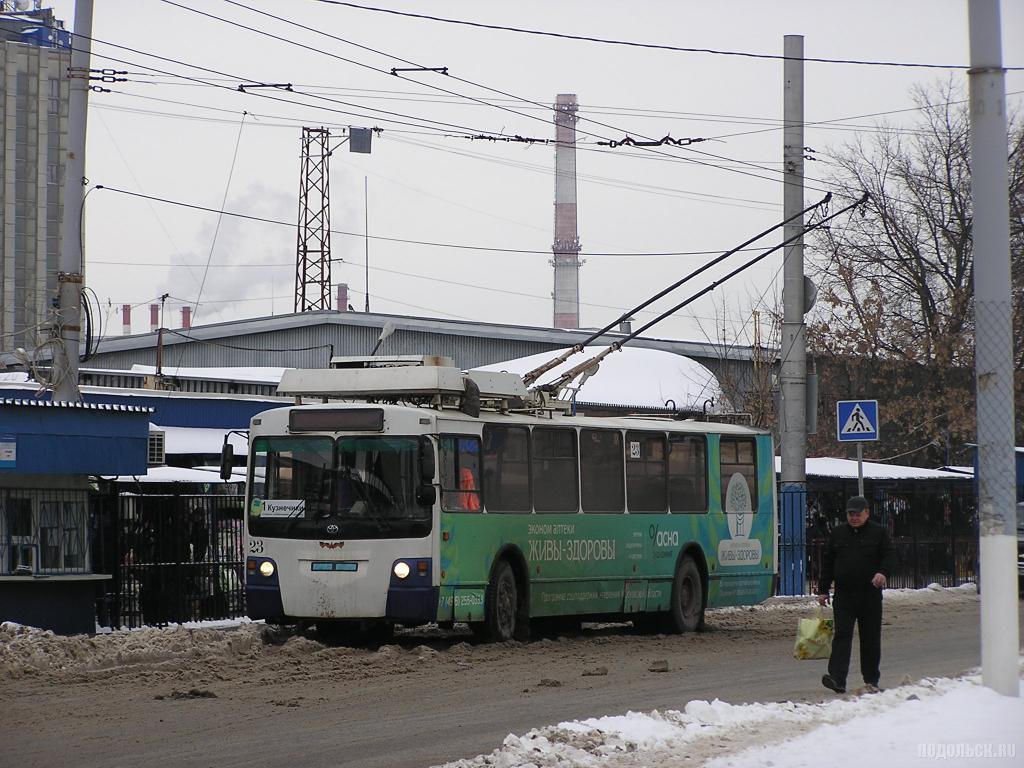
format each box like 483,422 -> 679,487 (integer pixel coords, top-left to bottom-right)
817,519 -> 897,594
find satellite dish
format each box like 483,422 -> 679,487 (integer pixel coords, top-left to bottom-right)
14,1 -> 34,11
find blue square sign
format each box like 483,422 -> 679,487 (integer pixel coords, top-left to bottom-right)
836,400 -> 879,442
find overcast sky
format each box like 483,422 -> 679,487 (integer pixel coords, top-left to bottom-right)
39,0 -> 1024,344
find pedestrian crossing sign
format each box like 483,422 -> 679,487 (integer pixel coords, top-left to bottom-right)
836,400 -> 879,442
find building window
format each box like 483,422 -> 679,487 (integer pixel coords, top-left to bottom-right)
1,490 -> 90,575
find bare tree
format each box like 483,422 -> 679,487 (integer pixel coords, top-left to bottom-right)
693,292 -> 781,429
808,80 -> 1024,462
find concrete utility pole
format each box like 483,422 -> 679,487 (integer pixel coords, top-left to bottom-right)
967,0 -> 1019,698
779,35 -> 807,594
54,0 -> 93,401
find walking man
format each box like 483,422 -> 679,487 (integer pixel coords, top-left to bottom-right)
817,495 -> 897,694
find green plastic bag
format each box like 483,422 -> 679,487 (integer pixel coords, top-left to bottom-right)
793,616 -> 834,660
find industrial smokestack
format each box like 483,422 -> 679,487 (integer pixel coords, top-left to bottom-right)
122,304 -> 131,336
552,93 -> 581,329
181,306 -> 191,329
337,283 -> 349,312
150,304 -> 159,333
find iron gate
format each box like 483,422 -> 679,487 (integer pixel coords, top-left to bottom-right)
93,494 -> 245,629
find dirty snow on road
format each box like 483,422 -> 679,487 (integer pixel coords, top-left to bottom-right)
434,585 -> 1022,768
1,582 -> 1017,768
436,672 -> 1022,768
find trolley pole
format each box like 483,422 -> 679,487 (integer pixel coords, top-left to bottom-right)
967,0 -> 1019,697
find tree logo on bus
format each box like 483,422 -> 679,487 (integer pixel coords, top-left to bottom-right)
718,472 -> 762,566
649,524 -> 678,548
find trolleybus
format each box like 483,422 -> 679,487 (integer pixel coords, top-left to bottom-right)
238,356 -> 777,642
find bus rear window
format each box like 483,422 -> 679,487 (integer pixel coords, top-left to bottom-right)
720,437 -> 757,512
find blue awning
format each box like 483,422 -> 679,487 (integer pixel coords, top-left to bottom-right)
0,399 -> 153,475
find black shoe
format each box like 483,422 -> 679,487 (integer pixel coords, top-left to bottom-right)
822,674 -> 846,694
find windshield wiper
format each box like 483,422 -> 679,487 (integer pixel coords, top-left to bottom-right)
343,469 -> 391,533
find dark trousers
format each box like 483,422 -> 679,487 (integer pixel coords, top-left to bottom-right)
828,588 -> 883,686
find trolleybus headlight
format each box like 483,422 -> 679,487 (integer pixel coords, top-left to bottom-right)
393,561 -> 411,579
259,560 -> 275,578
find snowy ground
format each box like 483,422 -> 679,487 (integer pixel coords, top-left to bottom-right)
435,671 -> 1023,768
1,583 -> 1018,768
434,584 -> 1021,768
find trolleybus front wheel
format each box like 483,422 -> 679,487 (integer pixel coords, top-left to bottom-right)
481,560 -> 520,642
667,556 -> 705,633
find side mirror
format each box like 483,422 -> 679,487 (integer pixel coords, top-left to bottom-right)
419,436 -> 435,482
416,485 -> 437,506
219,442 -> 235,481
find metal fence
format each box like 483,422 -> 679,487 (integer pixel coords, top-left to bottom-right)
780,482 -> 977,595
92,493 -> 246,629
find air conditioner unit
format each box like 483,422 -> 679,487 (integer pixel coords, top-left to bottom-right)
148,430 -> 166,466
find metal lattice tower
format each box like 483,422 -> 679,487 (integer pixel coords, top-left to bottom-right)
295,127 -> 332,312
551,93 -> 581,329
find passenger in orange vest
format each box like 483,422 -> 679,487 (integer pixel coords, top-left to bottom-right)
459,466 -> 480,511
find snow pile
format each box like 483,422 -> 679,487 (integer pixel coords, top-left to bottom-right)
0,620 -> 265,679
439,673 -> 1023,768
708,581 -> 977,616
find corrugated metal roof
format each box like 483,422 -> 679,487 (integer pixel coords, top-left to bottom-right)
0,398 -> 153,413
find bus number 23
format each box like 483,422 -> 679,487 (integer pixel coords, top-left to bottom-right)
249,539 -> 265,554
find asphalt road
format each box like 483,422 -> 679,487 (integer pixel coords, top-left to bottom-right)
3,592 -> 1016,768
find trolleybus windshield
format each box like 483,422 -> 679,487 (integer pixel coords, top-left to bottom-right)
248,435 -> 431,540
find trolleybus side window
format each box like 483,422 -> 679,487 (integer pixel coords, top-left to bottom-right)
532,427 -> 578,513
668,435 -> 708,513
719,437 -> 758,511
580,428 -> 624,513
439,436 -> 482,512
482,425 -> 530,512
625,431 -> 667,513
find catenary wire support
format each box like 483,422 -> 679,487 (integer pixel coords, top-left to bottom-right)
390,66 -> 448,75
597,135 -> 707,148
295,127 -> 332,312
237,82 -> 293,92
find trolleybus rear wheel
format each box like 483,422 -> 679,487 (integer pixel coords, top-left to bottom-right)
667,556 -> 704,633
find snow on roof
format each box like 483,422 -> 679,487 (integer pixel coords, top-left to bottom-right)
0,398 -> 152,413
109,465 -> 246,484
474,346 -> 721,411
129,364 -> 287,383
777,456 -> 973,481
151,425 -> 248,455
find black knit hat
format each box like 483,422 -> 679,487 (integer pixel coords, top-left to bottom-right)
846,495 -> 870,512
